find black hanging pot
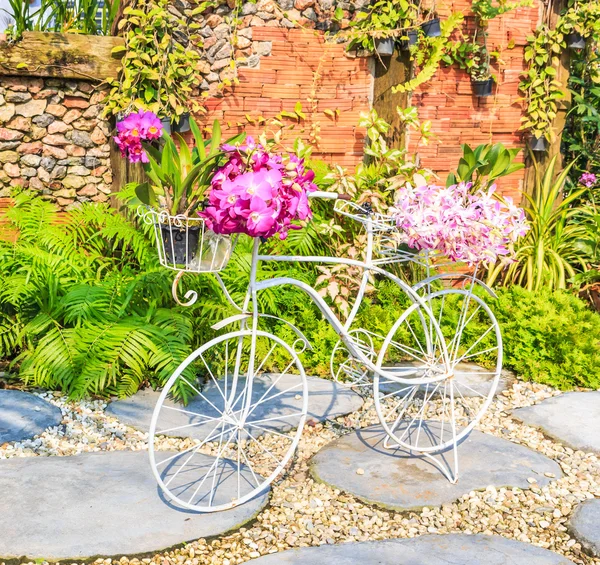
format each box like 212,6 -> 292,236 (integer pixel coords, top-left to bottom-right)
375,38 -> 394,56
160,224 -> 200,265
160,117 -> 172,136
172,112 -> 191,133
399,30 -> 418,50
472,78 -> 494,97
420,18 -> 441,37
566,32 -> 586,49
528,135 -> 548,152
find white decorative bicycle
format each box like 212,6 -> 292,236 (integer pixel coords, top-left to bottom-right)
142,191 -> 502,513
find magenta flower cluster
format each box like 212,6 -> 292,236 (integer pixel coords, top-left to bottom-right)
114,110 -> 163,164
200,137 -> 318,239
579,172 -> 597,188
393,182 -> 529,265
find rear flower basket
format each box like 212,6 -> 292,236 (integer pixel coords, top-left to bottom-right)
140,208 -> 233,273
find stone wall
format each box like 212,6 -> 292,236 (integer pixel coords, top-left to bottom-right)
0,76 -> 112,209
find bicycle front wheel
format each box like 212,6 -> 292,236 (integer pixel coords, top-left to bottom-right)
374,289 -> 502,453
149,330 -> 308,512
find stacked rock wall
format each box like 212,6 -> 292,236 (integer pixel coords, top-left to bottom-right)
0,77 -> 112,209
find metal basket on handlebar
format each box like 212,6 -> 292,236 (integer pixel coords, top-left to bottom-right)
333,199 -> 397,233
139,207 -> 234,273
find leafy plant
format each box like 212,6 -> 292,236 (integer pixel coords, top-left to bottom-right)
486,156 -> 590,290
346,0 -> 420,52
134,118 -> 244,215
2,0 -> 121,39
492,286 -> 600,390
104,0 -> 210,119
446,142 -> 524,189
0,192 -> 203,399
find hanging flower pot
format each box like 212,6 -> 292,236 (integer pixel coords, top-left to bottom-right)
528,135 -> 548,152
172,112 -> 191,134
160,117 -> 172,136
472,78 -> 494,97
566,32 -> 586,49
375,38 -> 394,56
399,30 -> 418,51
420,18 -> 441,38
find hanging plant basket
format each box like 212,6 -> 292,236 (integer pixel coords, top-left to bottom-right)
566,32 -> 586,49
528,135 -> 548,152
399,30 -> 418,51
172,112 -> 191,134
472,78 -> 494,97
375,38 -> 394,56
420,18 -> 441,38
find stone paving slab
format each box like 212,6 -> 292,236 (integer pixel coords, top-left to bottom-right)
106,375 -> 363,439
245,534 -> 574,564
310,424 -> 562,510
567,499 -> 600,557
0,389 -> 62,443
0,450 -> 269,561
512,392 -> 600,453
380,363 -> 512,398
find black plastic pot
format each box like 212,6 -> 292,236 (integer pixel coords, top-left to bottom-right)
160,224 -> 200,265
566,32 -> 586,49
472,78 -> 494,97
172,112 -> 191,133
420,18 -> 441,37
399,30 -> 418,50
375,38 -> 394,56
160,117 -> 172,135
528,135 -> 548,152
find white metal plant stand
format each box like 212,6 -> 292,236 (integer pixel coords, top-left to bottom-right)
142,192 -> 502,512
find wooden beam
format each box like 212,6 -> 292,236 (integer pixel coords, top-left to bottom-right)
0,32 -> 124,81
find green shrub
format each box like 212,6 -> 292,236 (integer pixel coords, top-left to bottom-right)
493,286 -> 600,390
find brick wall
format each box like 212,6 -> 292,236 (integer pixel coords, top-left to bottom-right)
197,27 -> 373,169
407,1 -> 543,202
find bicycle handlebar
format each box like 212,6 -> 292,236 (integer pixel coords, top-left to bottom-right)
309,191 -> 351,201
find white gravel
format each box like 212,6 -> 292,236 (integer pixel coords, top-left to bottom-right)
1,381 -> 599,565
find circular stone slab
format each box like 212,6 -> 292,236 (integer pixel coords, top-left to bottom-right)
512,392 -> 600,453
245,534 -> 574,564
380,362 -> 512,398
0,450 -> 268,561
0,389 -> 62,443
310,424 -> 562,510
106,375 -> 363,439
568,499 -> 600,557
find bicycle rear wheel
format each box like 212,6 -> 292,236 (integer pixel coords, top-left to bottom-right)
149,330 -> 308,512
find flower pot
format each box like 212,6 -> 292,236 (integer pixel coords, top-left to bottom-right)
160,224 -> 200,265
375,38 -> 394,56
399,30 -> 418,50
160,117 -> 172,136
172,112 -> 191,133
420,18 -> 441,38
528,135 -> 548,152
472,78 -> 494,97
566,32 -> 586,49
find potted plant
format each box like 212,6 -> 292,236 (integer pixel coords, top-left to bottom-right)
399,29 -> 418,50
104,0 -> 205,134
347,0 -> 419,56
420,3 -> 441,38
115,110 -> 242,267
561,9 -> 587,49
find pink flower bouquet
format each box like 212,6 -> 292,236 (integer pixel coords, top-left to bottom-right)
114,110 -> 163,164
393,182 -> 529,265
200,137 -> 318,240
